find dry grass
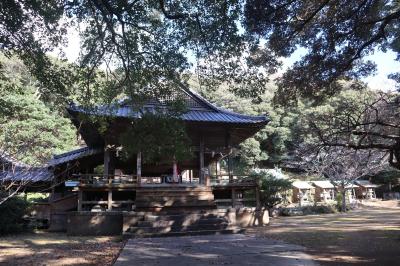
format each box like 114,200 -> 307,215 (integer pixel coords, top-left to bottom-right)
0,231 -> 125,266
248,204 -> 400,266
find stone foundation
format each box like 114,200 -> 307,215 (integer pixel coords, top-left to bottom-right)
63,207 -> 268,236
67,212 -> 123,236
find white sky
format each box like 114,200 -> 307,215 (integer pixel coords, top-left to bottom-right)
59,27 -> 400,92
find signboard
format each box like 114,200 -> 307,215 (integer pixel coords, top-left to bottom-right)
65,180 -> 80,187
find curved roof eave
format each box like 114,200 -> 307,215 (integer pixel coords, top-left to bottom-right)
67,87 -> 270,126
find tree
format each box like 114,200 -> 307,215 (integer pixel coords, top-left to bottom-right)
4,1 -> 399,104
305,147 -> 386,211
196,82 -> 309,168
304,89 -> 400,170
252,169 -> 292,211
0,55 -> 77,165
0,55 -> 78,205
1,0 -> 272,104
244,0 -> 400,101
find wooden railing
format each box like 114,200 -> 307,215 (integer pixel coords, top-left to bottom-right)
71,173 -> 257,187
209,175 -> 258,186
73,174 -> 137,186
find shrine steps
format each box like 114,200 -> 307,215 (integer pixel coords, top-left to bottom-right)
124,212 -> 244,238
125,186 -> 244,237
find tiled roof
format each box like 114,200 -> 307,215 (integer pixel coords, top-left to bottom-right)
344,184 -> 359,189
355,180 -> 379,188
68,88 -> 269,125
1,150 -> 53,183
0,151 -> 30,168
312,180 -> 335,189
0,167 -> 53,182
49,147 -> 102,166
292,181 -> 313,189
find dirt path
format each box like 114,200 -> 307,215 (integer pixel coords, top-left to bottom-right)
248,206 -> 400,265
0,232 -> 125,266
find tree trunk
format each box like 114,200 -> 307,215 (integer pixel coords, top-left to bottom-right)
341,189 -> 347,212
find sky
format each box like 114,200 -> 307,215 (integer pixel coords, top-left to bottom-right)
59,27 -> 400,92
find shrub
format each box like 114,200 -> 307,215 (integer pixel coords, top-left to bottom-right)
0,195 -> 30,235
26,193 -> 49,203
335,193 -> 350,212
280,205 -> 336,216
251,170 -> 292,210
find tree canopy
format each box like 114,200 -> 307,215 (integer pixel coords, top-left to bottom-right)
0,55 -> 77,165
1,1 -> 400,170
1,1 -> 399,104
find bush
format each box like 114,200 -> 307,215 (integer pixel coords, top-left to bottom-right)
335,193 -> 350,212
280,205 -> 336,216
252,170 -> 292,210
0,195 -> 30,235
26,193 -> 49,203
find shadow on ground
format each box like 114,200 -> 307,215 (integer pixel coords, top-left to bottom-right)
0,232 -> 124,266
248,206 -> 400,266
115,234 -> 317,266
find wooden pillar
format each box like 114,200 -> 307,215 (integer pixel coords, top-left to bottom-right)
137,152 -> 142,186
225,131 -> 233,183
107,190 -> 112,211
173,159 -> 178,183
199,135 -> 205,185
104,148 -> 110,177
104,147 -> 115,177
228,154 -> 233,183
77,190 -> 82,211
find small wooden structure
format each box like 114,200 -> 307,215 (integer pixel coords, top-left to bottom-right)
291,181 -> 314,206
355,180 -> 378,199
312,181 -> 335,203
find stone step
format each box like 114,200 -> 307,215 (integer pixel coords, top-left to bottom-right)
131,209 -> 230,217
143,213 -> 226,222
123,227 -> 245,238
127,222 -> 231,234
136,217 -> 227,227
135,194 -> 214,201
135,199 -> 216,208
137,187 -> 212,192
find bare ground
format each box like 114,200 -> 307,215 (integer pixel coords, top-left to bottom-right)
247,203 -> 400,266
1,202 -> 399,266
0,231 -> 125,266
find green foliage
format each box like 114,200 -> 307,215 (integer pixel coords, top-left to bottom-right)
244,1 -> 400,101
120,112 -> 192,164
4,0 -> 399,106
25,193 -> 49,203
281,205 -> 336,216
0,55 -> 78,164
197,83 -> 308,167
335,193 -> 344,212
370,170 -> 400,186
255,170 -> 292,209
0,195 -> 29,235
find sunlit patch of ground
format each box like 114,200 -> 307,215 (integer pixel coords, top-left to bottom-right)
248,205 -> 400,266
0,231 -> 125,266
